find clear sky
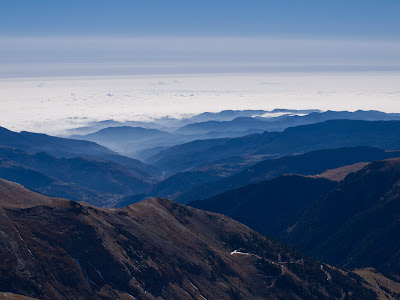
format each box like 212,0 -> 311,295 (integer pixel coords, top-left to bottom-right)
1,0 -> 400,37
1,0 -> 400,77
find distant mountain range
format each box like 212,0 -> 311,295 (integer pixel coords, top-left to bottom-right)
176,110 -> 400,135
0,179 -> 378,300
69,108 -> 314,155
71,126 -> 188,158
115,108 -> 319,129
68,109 -> 400,161
65,109 -> 284,135
147,120 -> 400,174
64,119 -> 167,136
175,117 -> 277,134
173,109 -> 317,125
75,109 -> 399,136
71,125 -> 265,159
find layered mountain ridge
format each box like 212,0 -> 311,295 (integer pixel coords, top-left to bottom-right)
123,146 -> 398,206
147,119 -> 400,174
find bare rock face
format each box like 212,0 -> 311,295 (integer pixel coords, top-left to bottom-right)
0,180 -> 376,299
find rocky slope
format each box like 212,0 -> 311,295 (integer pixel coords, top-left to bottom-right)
0,179 -> 376,299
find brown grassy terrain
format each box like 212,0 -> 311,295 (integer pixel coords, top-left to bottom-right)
308,162 -> 370,181
355,268 -> 400,300
0,178 -> 55,206
0,293 -> 39,300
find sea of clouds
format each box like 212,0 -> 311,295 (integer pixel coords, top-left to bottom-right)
1,72 -> 399,135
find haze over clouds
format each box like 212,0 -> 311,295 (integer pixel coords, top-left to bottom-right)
1,0 -> 399,77
1,36 -> 400,77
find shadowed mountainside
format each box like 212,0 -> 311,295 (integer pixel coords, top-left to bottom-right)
173,146 -> 397,204
189,175 -> 338,238
284,158 -> 400,277
0,126 -> 115,158
0,147 -> 156,207
189,158 -> 400,278
143,171 -> 222,200
147,119 -> 400,174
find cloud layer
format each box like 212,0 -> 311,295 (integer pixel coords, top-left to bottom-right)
1,73 -> 400,134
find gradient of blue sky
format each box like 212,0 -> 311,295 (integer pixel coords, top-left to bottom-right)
1,1 -> 399,77
1,0 -> 400,37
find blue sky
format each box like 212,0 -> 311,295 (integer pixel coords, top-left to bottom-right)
1,0 -> 400,37
1,1 -> 399,77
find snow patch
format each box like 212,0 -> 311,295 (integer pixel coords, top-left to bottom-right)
190,282 -> 199,291
190,281 -> 208,299
17,230 -> 36,260
89,262 -> 104,281
230,250 -> 251,255
74,258 -> 99,288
